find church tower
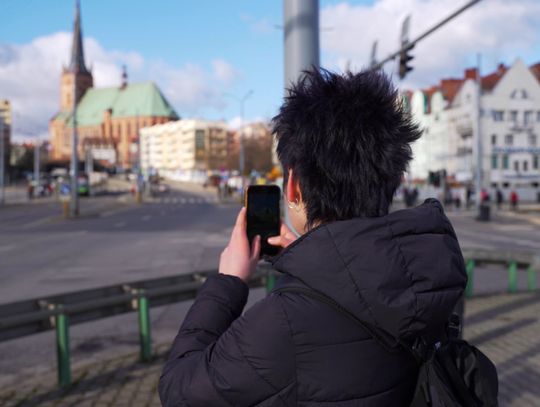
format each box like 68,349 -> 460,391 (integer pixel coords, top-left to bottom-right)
60,0 -> 93,111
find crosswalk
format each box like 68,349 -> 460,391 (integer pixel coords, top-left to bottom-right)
149,195 -> 221,205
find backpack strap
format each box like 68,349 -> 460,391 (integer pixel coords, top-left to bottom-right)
274,286 -> 400,354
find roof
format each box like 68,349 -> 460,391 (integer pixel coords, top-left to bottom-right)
52,81 -> 179,127
411,61 -> 540,111
68,0 -> 91,75
530,63 -> 540,82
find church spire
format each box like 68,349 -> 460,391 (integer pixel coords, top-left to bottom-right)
69,0 -> 90,75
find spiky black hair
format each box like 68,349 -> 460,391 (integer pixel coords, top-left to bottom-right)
272,68 -> 421,228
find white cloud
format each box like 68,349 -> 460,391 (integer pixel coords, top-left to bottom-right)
321,0 -> 540,88
227,116 -> 268,130
149,61 -> 228,113
240,13 -> 275,35
0,32 -> 242,140
212,59 -> 241,86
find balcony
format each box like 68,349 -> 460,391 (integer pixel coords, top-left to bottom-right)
508,121 -> 534,132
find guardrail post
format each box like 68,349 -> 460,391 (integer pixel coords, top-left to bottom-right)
465,259 -> 475,298
508,261 -> 518,293
527,265 -> 536,291
55,306 -> 71,387
266,272 -> 276,293
137,290 -> 152,362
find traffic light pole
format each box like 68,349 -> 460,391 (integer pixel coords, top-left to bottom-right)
0,117 -> 4,205
70,84 -> 79,217
283,0 -> 319,237
475,53 -> 483,215
373,0 -> 484,72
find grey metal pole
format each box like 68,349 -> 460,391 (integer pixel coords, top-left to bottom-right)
283,0 -> 319,236
239,100 -> 245,176
34,137 -> 40,198
475,53 -> 483,213
70,85 -> 79,217
284,0 -> 320,91
239,91 -> 254,175
0,116 -> 4,205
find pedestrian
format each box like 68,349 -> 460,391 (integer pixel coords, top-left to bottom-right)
496,188 -> 504,210
159,69 -> 467,406
466,185 -> 473,209
510,190 -> 519,211
455,193 -> 462,210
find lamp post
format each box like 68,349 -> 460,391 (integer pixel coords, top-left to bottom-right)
70,82 -> 79,217
225,90 -> 254,176
0,116 -> 4,205
34,136 -> 40,198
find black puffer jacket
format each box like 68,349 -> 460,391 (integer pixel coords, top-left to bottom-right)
159,199 -> 467,406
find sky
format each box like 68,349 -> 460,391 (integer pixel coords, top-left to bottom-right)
1,0 -> 540,141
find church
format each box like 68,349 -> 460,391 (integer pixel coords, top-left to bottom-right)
49,1 -> 179,169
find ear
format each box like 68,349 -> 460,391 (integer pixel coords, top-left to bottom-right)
286,169 -> 302,203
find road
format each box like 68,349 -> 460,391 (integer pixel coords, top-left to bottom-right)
0,187 -> 539,388
0,182 -> 238,304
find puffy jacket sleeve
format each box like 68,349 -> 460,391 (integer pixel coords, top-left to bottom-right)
159,274 -> 296,407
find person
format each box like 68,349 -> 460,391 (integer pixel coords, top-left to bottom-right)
496,188 -> 504,210
510,190 -> 519,210
159,69 -> 467,406
466,184 -> 473,209
455,193 -> 462,210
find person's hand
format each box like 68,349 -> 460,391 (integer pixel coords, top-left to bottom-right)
267,223 -> 297,249
219,207 -> 261,282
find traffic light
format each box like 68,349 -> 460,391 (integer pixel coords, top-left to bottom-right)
398,44 -> 414,80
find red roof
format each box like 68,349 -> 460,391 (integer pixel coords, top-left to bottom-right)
530,63 -> 540,82
412,61 -> 539,110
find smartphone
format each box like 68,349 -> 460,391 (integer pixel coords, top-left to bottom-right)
246,185 -> 281,257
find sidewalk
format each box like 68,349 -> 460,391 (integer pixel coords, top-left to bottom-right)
1,291 -> 540,406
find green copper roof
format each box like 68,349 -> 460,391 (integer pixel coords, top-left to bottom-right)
53,81 -> 179,127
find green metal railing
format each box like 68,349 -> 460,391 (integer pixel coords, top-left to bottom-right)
0,266 -> 277,388
1,252 -> 538,389
462,250 -> 538,298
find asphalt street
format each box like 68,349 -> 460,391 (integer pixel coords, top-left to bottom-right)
0,184 -> 239,304
0,185 -> 539,388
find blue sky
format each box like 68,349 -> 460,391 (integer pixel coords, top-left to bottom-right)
1,0 -> 539,140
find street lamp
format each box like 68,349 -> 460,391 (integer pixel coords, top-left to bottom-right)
0,115 -> 4,205
224,90 -> 254,176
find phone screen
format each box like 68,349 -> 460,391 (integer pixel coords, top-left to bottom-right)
246,185 -> 281,257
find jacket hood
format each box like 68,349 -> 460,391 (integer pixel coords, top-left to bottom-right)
271,199 -> 467,341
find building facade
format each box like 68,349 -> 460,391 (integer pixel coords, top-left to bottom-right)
0,100 -> 11,173
49,2 -> 178,169
228,122 -> 274,174
407,59 -> 540,200
140,119 -> 229,181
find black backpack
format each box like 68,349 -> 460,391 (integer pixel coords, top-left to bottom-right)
274,286 -> 499,407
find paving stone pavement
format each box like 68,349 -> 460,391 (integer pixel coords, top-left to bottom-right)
1,291 -> 540,406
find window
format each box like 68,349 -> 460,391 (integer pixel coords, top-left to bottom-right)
491,134 -> 497,145
514,161 -> 519,172
511,89 -> 528,99
509,111 -> 518,122
195,130 -> 205,149
534,155 -> 539,170
503,155 -> 509,169
524,111 -> 533,124
505,134 -> 513,146
529,134 -> 537,146
491,154 -> 498,169
523,161 -> 528,172
492,110 -> 504,121
537,111 -> 540,122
